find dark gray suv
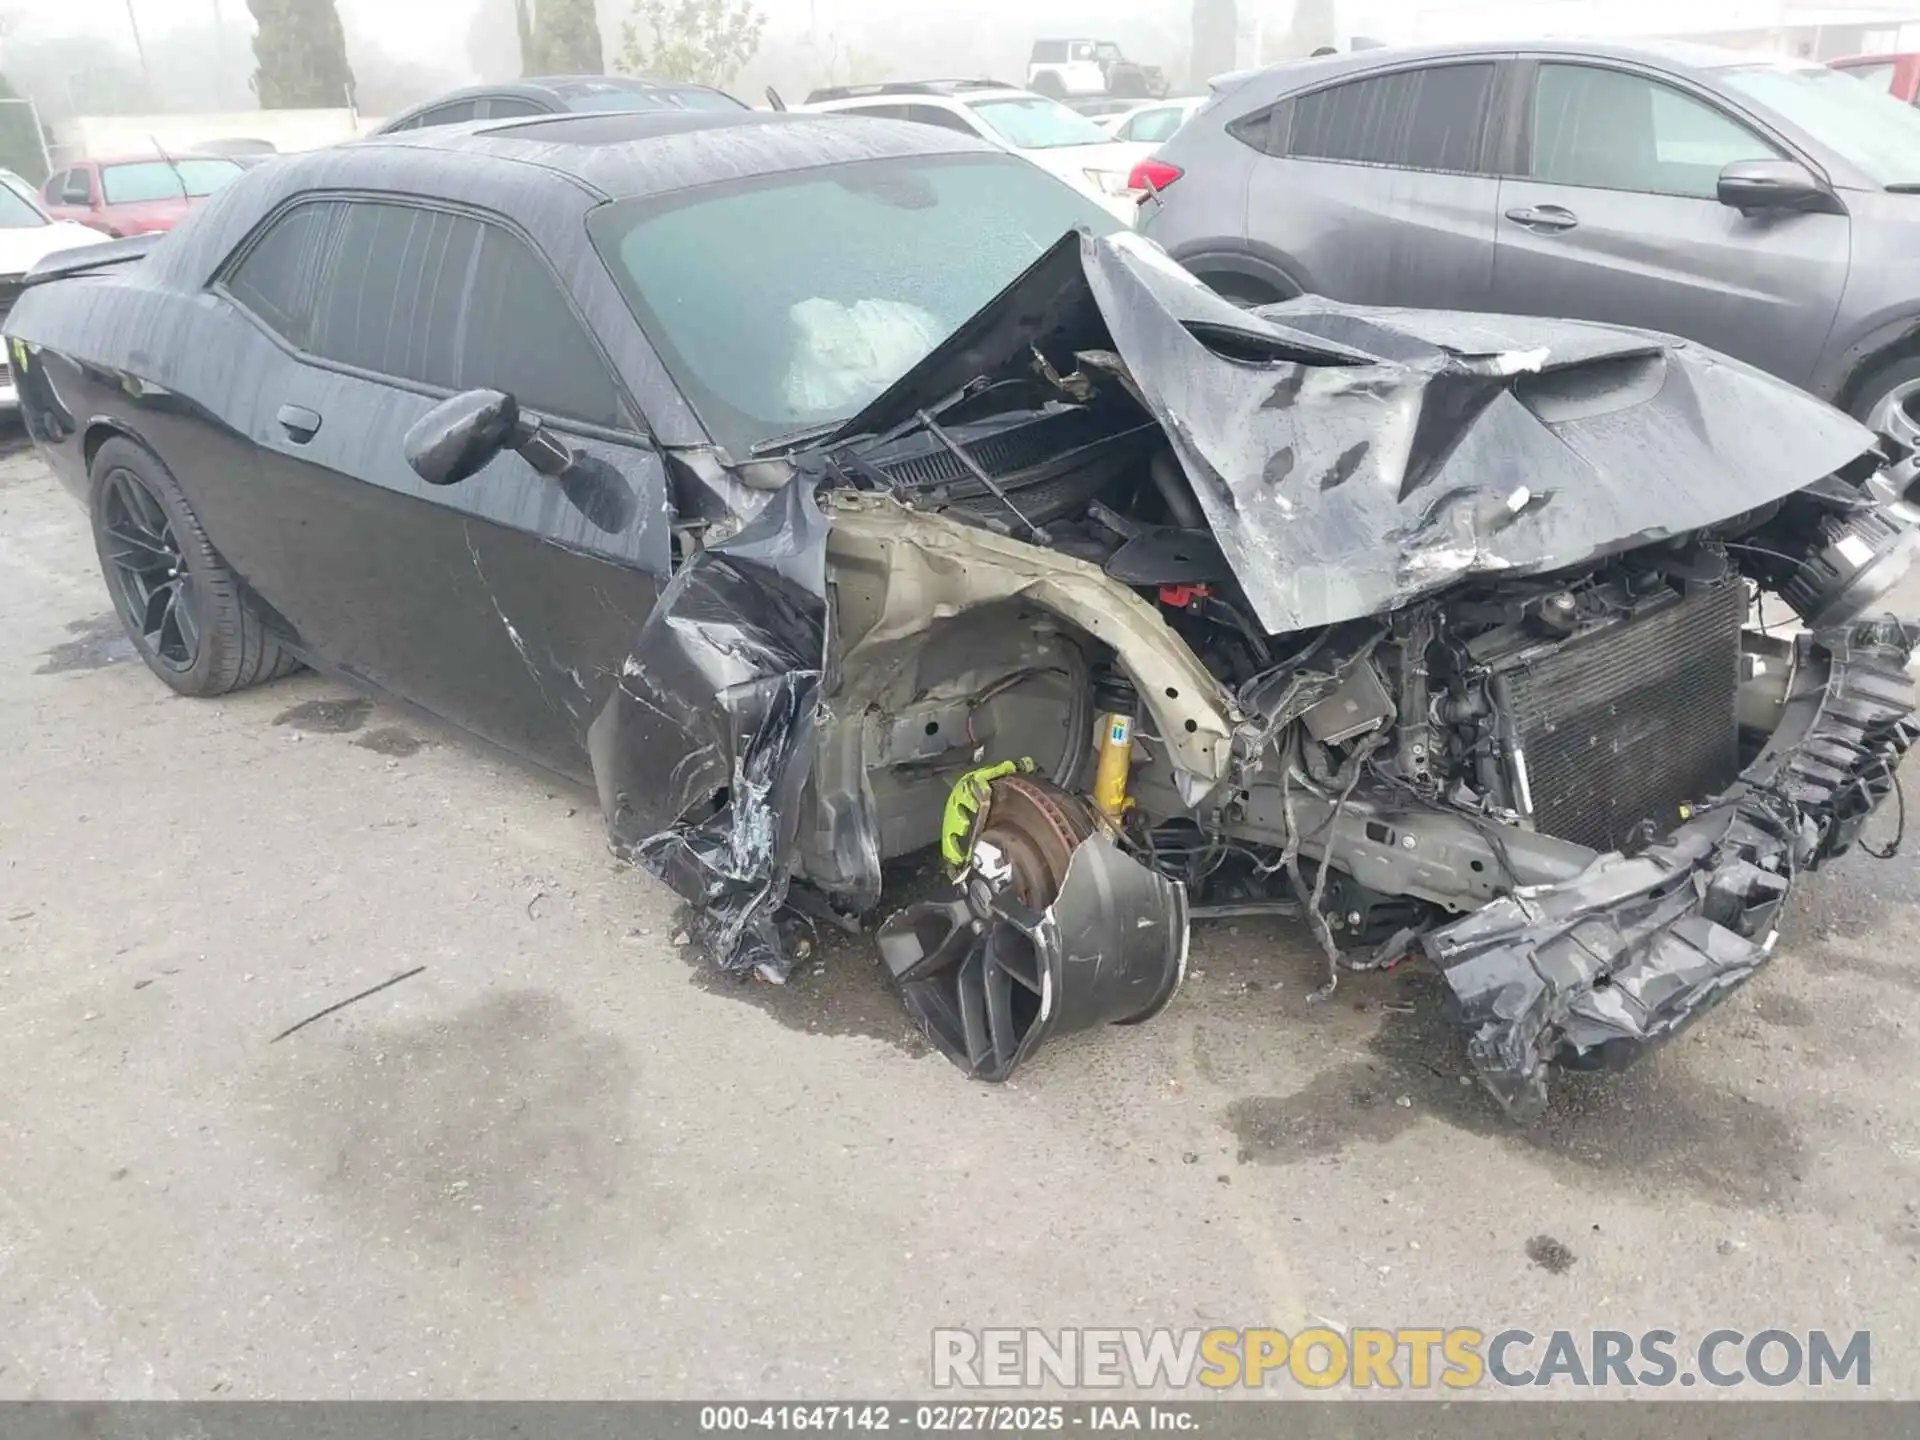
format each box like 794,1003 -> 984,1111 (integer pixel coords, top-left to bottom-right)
1140,41 -> 1920,482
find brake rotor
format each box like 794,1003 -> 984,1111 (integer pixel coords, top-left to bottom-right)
974,775 -> 1097,910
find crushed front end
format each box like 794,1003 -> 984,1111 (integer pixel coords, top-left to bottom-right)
596,230 -> 1920,1117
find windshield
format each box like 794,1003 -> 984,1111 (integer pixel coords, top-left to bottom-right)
1835,61 -> 1898,94
0,184 -> 46,227
101,159 -> 242,204
966,96 -> 1112,149
564,85 -> 746,113
1721,63 -> 1920,186
588,153 -> 1120,453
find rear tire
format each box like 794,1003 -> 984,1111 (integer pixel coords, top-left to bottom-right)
1030,72 -> 1067,99
89,436 -> 300,697
1197,272 -> 1288,310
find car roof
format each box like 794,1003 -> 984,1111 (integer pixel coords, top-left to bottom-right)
1248,36 -> 1818,79
336,107 -> 1001,202
803,79 -> 1023,104
382,73 -> 741,123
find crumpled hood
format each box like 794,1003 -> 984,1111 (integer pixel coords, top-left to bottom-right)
831,229 -> 1881,634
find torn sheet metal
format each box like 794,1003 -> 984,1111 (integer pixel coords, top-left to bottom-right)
587,479 -> 829,979
833,229 -> 1879,635
1427,618 -> 1918,1120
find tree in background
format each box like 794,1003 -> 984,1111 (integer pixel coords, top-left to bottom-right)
1285,0 -> 1338,57
526,0 -> 605,75
617,0 -> 764,87
0,72 -> 46,182
248,0 -> 356,109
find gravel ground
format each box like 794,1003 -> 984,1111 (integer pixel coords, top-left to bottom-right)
4,436 -> 1919,1399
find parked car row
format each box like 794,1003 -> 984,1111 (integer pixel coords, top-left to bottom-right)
794,79 -> 1145,218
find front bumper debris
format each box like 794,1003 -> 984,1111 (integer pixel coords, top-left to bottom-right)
1429,618 -> 1918,1120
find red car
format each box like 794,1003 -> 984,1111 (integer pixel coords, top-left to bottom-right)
1829,51 -> 1920,102
40,155 -> 245,237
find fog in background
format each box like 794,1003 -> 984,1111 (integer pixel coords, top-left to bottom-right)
3,0 -> 1918,124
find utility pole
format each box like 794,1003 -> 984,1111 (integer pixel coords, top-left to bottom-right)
123,0 -> 154,105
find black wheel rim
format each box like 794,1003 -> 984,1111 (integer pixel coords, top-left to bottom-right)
101,467 -> 200,673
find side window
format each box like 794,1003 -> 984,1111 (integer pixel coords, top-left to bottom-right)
1841,61 -> 1898,94
223,201 -> 347,350
1121,106 -> 1182,143
834,102 -> 909,120
1032,41 -> 1067,64
414,99 -> 481,129
306,202 -> 479,386
456,225 -> 623,429
482,96 -> 547,119
1070,41 -> 1096,61
228,198 -> 622,429
1529,64 -> 1782,199
903,104 -> 977,133
1287,63 -> 1495,173
63,170 -> 95,204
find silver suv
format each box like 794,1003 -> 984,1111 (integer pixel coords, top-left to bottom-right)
1140,40 -> 1920,482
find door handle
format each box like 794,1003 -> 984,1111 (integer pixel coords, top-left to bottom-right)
1504,204 -> 1579,233
276,403 -> 322,443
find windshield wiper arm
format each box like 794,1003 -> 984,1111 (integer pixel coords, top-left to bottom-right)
748,419 -> 856,457
915,407 -> 1049,543
1886,183 -> 1920,193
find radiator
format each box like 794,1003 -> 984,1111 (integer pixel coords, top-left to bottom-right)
1501,581 -> 1746,853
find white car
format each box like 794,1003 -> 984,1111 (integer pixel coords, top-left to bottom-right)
798,81 -> 1142,221
0,177 -> 108,413
1098,95 -> 1211,143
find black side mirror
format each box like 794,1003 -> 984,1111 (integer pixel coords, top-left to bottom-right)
403,388 -> 640,534
1717,158 -> 1842,215
404,388 -> 574,487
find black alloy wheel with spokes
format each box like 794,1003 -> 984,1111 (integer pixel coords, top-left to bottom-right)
88,436 -> 299,697
100,464 -> 201,673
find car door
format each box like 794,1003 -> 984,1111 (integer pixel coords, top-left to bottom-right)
1490,59 -> 1849,385
209,195 -> 671,781
1241,59 -> 1506,307
45,168 -> 94,227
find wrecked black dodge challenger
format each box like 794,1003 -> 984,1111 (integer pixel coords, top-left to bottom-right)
9,111 -> 1916,1118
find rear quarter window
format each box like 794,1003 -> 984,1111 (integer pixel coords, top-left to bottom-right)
1286,63 -> 1496,173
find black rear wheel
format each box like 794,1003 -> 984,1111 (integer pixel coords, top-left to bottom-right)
89,437 -> 300,696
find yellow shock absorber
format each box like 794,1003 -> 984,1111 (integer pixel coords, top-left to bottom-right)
1092,675 -> 1138,822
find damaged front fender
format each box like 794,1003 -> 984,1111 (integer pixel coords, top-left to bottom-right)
587,480 -> 830,979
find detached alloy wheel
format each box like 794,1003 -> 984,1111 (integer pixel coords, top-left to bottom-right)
88,437 -> 299,697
